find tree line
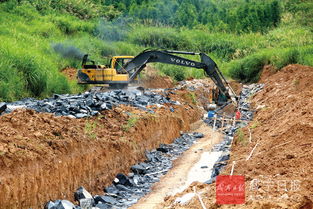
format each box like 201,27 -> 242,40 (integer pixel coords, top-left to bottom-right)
104,0 -> 281,33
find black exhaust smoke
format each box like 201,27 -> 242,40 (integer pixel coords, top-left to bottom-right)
52,43 -> 85,60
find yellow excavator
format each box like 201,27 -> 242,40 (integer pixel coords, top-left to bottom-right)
78,55 -> 135,89
77,49 -> 237,105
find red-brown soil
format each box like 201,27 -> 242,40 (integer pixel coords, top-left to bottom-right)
140,66 -> 174,89
141,75 -> 174,89
0,90 -> 203,209
162,64 -> 313,209
259,65 -> 277,83
61,67 -> 77,80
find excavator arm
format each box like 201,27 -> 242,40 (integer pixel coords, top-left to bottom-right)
123,50 -> 237,104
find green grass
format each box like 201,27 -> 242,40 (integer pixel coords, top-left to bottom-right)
84,121 -> 97,139
187,92 -> 197,104
236,128 -> 248,145
123,115 -> 139,132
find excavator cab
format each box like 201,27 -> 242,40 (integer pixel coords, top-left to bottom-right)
77,55 -> 134,88
111,57 -> 133,74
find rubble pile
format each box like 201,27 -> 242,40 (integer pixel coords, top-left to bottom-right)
1,89 -> 179,118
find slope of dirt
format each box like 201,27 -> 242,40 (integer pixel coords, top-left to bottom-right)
140,66 -> 174,89
259,65 -> 277,83
0,90 -> 203,209
162,64 -> 313,209
61,67 -> 77,80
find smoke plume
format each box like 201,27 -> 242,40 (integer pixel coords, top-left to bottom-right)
94,17 -> 132,42
52,43 -> 85,60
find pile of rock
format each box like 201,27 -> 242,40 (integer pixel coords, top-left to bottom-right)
44,132 -> 204,209
2,89 -> 180,118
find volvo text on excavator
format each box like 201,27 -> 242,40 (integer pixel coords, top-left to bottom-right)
77,49 -> 237,105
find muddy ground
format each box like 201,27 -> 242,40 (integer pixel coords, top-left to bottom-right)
162,64 -> 313,209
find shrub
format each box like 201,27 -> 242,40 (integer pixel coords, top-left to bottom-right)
53,16 -> 94,35
128,27 -> 193,50
271,48 -> 300,69
228,54 -> 269,83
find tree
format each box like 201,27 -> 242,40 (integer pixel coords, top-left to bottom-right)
174,2 -> 197,28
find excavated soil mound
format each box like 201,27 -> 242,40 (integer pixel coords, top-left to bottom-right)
141,75 -> 174,89
62,67 -> 77,80
162,64 -> 313,209
140,66 -> 174,89
0,91 -> 202,209
259,64 -> 277,83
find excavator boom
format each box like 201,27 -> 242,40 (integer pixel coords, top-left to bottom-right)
122,50 -> 237,104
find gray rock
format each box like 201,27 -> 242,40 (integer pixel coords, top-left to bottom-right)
56,200 -> 75,209
74,186 -> 93,202
79,198 -> 94,209
94,195 -> 117,205
75,113 -> 88,118
44,201 -> 56,209
0,102 -> 7,114
114,173 -> 132,186
193,132 -> 204,138
95,203 -> 111,209
100,103 -> 108,110
104,185 -> 118,194
131,164 -> 147,175
115,184 -> 132,192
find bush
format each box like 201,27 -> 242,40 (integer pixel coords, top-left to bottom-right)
271,48 -> 299,69
228,54 -> 269,83
53,16 -> 95,35
0,63 -> 27,101
157,63 -> 205,82
298,46 -> 313,66
128,27 -> 194,50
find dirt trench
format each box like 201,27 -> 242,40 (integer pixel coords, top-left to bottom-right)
0,97 -> 202,209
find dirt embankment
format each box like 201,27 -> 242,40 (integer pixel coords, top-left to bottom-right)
138,65 -> 173,89
162,64 -> 313,209
0,89 -> 203,209
62,67 -> 77,80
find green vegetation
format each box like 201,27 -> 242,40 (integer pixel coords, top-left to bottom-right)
250,121 -> 261,129
84,120 -> 98,139
123,115 -> 139,132
0,0 -> 312,101
187,92 -> 197,105
236,128 -> 248,145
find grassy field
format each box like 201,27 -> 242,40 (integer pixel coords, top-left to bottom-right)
0,0 -> 312,101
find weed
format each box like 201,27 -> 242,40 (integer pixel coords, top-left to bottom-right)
250,121 -> 260,129
84,121 -> 97,139
272,48 -> 300,69
123,115 -> 139,132
187,92 -> 197,104
236,128 -> 248,145
292,79 -> 300,87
